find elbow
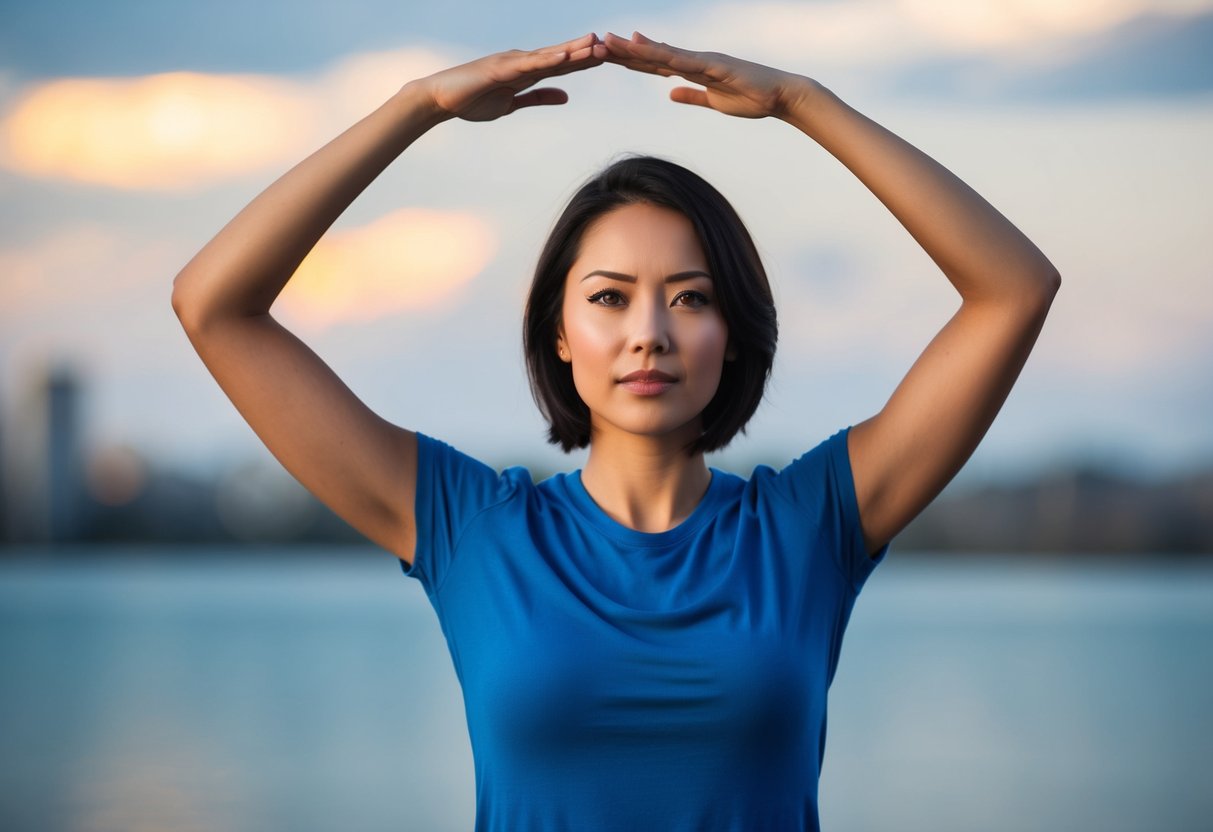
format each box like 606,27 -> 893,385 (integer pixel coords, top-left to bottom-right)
1040,267 -> 1061,313
991,266 -> 1059,324
1043,266 -> 1062,297
1025,265 -> 1061,314
170,269 -> 207,335
170,275 -> 193,328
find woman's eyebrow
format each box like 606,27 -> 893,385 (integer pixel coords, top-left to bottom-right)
579,269 -> 713,283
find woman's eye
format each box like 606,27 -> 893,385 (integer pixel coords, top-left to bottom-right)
672,290 -> 710,308
587,289 -> 625,306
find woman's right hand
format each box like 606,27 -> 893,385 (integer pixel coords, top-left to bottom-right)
413,33 -> 607,123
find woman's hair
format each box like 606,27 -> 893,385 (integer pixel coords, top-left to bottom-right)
524,155 -> 778,454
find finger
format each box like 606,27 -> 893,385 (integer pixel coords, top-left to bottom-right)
511,87 -> 569,111
604,30 -> 692,58
603,54 -> 714,84
502,51 -> 586,90
601,31 -> 713,78
513,51 -> 604,88
535,32 -> 599,55
566,43 -> 603,63
601,52 -> 678,72
516,49 -> 570,73
600,46 -> 690,75
538,56 -> 606,79
669,87 -> 711,108
513,39 -> 602,81
621,63 -> 681,79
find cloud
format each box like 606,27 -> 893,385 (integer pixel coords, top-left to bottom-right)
275,208 -> 497,331
996,9 -> 1213,100
636,0 -> 1213,96
637,1 -> 931,73
0,46 -> 452,191
0,72 -> 314,190
0,223 -> 190,385
896,0 -> 1148,49
4,1 -> 1207,193
0,224 -> 169,315
315,46 -> 454,122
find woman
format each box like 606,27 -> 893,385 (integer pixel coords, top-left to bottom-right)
172,32 -> 1059,832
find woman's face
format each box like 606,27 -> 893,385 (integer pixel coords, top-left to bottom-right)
557,202 -> 731,448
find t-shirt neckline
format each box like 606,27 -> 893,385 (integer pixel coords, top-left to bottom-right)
564,468 -> 732,548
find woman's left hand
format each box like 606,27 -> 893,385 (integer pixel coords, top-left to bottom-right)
601,31 -> 814,120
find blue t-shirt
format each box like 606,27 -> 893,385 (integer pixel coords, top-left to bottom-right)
400,428 -> 887,832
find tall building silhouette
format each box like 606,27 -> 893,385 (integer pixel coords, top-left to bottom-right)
0,389 -> 8,543
3,361 -> 88,544
45,364 -> 86,543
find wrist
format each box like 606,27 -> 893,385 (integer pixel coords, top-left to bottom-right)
778,77 -> 836,130
394,79 -> 456,129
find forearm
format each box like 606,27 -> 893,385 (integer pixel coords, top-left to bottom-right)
783,81 -> 1060,303
171,81 -> 450,330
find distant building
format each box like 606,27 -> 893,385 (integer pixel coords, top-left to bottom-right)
46,365 -> 86,542
0,361 -> 88,545
0,391 -> 7,543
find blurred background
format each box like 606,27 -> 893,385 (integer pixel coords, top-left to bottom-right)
1,1 -> 1210,830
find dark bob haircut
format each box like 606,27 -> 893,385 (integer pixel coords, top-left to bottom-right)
524,155 -> 778,455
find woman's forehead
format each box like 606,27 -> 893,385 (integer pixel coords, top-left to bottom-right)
574,204 -> 707,271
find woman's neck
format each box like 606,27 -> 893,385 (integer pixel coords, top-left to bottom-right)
580,432 -> 712,533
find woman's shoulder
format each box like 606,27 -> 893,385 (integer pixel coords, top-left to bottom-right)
738,428 -> 853,505
415,432 -> 537,504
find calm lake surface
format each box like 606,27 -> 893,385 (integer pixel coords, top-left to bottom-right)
1,547 -> 1210,832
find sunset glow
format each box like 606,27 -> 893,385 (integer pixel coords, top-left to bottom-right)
0,72 -> 313,189
667,0 -> 1213,66
1,1 -> 1210,478
277,209 -> 497,329
897,0 -> 1141,48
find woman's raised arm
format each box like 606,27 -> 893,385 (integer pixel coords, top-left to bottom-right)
171,35 -> 605,563
602,32 -> 1061,555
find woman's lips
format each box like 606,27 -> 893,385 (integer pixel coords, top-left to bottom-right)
618,369 -> 676,396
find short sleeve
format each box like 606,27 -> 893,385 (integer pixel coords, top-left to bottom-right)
770,427 -> 889,592
399,433 -> 516,595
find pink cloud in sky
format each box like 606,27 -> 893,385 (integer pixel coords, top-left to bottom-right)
276,208 -> 497,331
0,46 -> 451,192
0,73 -> 314,190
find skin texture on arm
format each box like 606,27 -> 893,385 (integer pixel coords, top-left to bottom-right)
171,35 -> 606,563
602,32 -> 1061,555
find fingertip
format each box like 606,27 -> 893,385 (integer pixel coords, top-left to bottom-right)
669,87 -> 709,108
513,87 -> 569,111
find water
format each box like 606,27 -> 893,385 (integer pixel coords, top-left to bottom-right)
1,548 -> 1210,832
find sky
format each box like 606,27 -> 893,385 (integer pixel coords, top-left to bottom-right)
1,0 -> 1212,496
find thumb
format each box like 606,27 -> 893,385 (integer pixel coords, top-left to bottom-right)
511,88 -> 570,111
669,87 -> 710,108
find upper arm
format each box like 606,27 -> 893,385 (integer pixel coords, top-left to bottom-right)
173,306 -> 418,563
848,276 -> 1059,554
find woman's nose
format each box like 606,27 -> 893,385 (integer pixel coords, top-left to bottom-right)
628,301 -> 670,354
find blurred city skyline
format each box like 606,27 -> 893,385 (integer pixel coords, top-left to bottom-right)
3,357 -> 1210,553
2,0 -> 1212,510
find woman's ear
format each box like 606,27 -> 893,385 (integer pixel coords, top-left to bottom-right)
556,329 -> 571,363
